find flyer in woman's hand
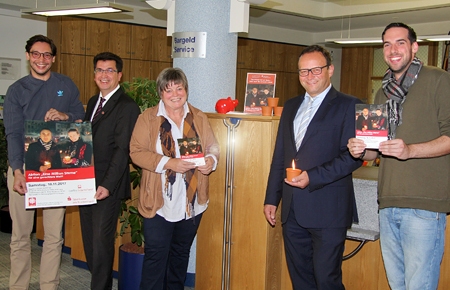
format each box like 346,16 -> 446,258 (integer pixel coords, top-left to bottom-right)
177,137 -> 205,166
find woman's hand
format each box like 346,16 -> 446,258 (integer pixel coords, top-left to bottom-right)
165,158 -> 196,173
198,156 -> 214,175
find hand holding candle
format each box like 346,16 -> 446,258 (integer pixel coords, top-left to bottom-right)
286,159 -> 301,181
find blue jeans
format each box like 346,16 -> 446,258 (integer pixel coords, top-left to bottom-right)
379,207 -> 446,290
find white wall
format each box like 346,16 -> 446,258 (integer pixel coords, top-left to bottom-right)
0,9 -> 47,95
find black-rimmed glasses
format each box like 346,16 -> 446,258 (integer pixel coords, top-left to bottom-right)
298,65 -> 328,77
29,51 -> 53,60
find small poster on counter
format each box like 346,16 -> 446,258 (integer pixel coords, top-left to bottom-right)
244,73 -> 276,114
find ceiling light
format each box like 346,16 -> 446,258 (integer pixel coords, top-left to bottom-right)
325,38 -> 383,44
21,2 -> 133,17
421,35 -> 450,42
325,37 -> 434,45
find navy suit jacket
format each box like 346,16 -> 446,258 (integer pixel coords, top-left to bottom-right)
84,87 -> 140,200
265,86 -> 363,228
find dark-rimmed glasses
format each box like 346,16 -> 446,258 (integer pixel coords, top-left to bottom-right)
298,65 -> 328,77
29,51 -> 53,60
94,68 -> 118,75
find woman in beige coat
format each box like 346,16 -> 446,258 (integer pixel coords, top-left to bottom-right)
130,67 -> 219,290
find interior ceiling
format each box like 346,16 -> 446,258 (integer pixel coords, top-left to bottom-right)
1,0 -> 449,34
248,6 -> 450,33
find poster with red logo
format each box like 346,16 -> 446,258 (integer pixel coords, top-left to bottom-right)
24,120 -> 97,209
355,104 -> 388,149
244,73 -> 276,114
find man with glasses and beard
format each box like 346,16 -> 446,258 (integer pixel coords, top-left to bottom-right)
4,34 -> 85,290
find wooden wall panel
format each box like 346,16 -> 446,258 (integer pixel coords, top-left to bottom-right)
85,19 -> 109,56
340,47 -> 373,103
109,22 -> 131,59
131,25 -> 152,61
284,45 -> 303,73
150,61 -> 172,80
237,38 -> 257,69
60,54 -> 87,103
60,17 -> 86,55
151,27 -> 172,63
196,115 -> 283,290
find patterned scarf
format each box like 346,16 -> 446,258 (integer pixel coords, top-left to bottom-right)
382,56 -> 423,139
160,111 -> 199,218
39,139 -> 53,151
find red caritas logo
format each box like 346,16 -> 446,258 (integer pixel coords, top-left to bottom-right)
28,197 -> 36,207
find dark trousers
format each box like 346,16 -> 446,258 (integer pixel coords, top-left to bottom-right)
283,206 -> 347,290
140,213 -> 203,290
79,196 -> 122,290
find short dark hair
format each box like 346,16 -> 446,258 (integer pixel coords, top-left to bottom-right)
93,52 -> 123,72
298,45 -> 332,67
68,128 -> 79,134
25,35 -> 57,55
156,67 -> 189,97
382,22 -> 417,44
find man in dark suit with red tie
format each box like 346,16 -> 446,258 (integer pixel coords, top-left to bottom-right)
264,45 -> 362,290
80,52 -> 140,290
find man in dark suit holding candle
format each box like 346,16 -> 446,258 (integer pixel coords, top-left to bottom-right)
264,45 -> 363,290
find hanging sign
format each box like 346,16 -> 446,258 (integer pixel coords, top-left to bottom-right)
172,32 -> 207,58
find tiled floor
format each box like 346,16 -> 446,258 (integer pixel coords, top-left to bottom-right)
0,231 -> 194,290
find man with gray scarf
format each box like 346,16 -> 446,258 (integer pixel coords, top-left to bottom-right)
348,22 -> 450,289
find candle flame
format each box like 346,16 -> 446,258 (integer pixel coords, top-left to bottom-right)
292,160 -> 296,170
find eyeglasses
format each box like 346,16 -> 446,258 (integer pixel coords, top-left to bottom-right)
94,68 -> 118,75
298,65 -> 329,77
29,51 -> 53,60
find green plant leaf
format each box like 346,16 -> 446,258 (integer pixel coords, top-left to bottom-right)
117,77 -> 160,248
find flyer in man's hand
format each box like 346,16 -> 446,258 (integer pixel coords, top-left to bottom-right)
355,104 -> 388,149
178,137 -> 206,166
24,120 -> 97,209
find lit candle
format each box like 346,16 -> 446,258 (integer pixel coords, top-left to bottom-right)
286,159 -> 301,181
44,161 -> 51,168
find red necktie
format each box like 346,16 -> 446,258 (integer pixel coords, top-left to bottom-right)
92,97 -> 105,121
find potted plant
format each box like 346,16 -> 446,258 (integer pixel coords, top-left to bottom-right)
117,77 -> 159,290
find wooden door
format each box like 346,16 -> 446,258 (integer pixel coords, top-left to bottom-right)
237,38 -> 257,69
150,61 -> 172,80
85,19 -> 109,56
261,41 -> 285,71
284,44 -> 303,73
131,25 -> 153,60
85,59 -> 98,102
151,27 -> 172,62
109,22 -> 132,59
196,115 -> 286,290
60,17 -> 86,55
60,54 -> 87,103
340,47 -> 373,102
129,59 -> 152,81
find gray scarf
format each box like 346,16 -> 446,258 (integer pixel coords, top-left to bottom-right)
382,56 -> 423,139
